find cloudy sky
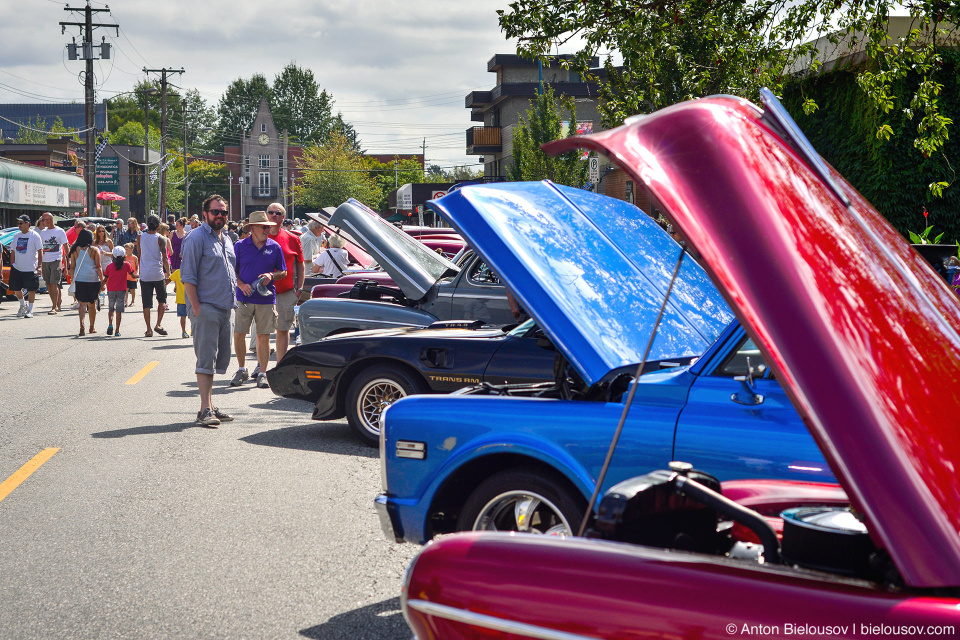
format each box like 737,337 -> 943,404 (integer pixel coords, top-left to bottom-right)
0,0 -> 571,170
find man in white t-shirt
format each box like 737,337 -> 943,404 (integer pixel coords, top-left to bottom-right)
7,214 -> 44,318
37,212 -> 69,314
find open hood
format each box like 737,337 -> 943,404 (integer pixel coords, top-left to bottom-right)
430,182 -> 733,387
544,93 -> 960,588
329,199 -> 458,301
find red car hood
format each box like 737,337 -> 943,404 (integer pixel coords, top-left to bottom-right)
545,94 -> 960,588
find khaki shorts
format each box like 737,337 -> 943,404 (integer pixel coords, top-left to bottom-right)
275,289 -> 297,331
41,261 -> 63,289
189,303 -> 233,375
235,300 -> 277,335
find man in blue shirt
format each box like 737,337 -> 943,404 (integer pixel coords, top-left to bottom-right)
230,210 -> 286,389
181,195 -> 237,427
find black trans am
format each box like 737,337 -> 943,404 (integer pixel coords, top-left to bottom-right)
267,319 -> 557,445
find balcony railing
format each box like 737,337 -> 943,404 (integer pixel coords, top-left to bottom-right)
248,186 -> 278,199
466,126 -> 502,154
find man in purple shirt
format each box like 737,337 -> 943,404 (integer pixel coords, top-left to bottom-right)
230,210 -> 286,389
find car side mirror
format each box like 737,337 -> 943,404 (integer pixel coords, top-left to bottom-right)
732,357 -> 764,405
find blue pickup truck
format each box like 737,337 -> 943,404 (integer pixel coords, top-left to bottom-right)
376,181 -> 834,544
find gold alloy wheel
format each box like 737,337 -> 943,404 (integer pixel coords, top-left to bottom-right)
355,377 -> 407,437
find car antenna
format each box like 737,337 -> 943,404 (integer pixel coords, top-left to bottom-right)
577,246 -> 687,536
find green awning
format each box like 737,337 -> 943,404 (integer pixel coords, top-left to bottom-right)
0,158 -> 87,212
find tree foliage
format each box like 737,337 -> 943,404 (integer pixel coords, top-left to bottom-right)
499,1 -> 960,195
177,88 -> 217,153
13,116 -> 81,144
508,85 -> 588,186
107,80 -> 161,133
213,73 -> 272,151
108,121 -> 162,150
271,62 -> 333,144
293,131 -> 382,211
185,159 -> 230,213
782,52 -> 960,241
211,65 -> 357,153
365,156 -> 425,210
424,164 -> 484,182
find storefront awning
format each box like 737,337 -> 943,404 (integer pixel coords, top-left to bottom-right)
0,158 -> 86,212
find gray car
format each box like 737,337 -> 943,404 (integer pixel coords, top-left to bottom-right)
297,199 -> 515,344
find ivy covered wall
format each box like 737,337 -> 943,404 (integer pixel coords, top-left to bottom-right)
782,49 -> 960,242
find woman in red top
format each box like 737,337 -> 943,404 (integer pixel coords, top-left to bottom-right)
104,246 -> 134,337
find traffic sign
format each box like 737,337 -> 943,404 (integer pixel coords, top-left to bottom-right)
588,157 -> 600,184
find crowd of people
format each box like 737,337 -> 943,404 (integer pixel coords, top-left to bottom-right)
5,198 -> 343,428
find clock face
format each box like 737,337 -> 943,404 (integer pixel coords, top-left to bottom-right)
258,133 -> 269,145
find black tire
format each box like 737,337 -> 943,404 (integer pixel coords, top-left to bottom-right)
456,469 -> 587,537
345,364 -> 427,447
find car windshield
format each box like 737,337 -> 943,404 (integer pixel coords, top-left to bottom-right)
507,318 -> 536,337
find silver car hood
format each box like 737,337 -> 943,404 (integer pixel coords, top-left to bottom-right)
329,199 -> 458,300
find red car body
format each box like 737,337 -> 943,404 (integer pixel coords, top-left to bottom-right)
401,94 -> 960,638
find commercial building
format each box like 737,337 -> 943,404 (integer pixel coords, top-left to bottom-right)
464,54 -> 603,180
0,157 -> 87,227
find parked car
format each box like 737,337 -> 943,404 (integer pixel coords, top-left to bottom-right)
397,91 -> 960,638
268,318 -> 563,445
376,180 -> 833,544
296,199 -> 515,344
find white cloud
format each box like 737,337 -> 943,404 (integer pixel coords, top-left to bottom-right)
0,0 -> 554,169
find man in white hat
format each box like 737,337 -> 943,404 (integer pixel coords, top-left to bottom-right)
230,210 -> 286,389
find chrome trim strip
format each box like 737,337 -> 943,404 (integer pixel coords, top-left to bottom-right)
304,316 -> 428,328
404,600 -> 600,640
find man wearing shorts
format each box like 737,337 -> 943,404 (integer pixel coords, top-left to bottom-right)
8,215 -> 44,318
38,212 -> 69,314
230,210 -> 286,389
181,195 -> 237,427
137,214 -> 171,337
265,203 -> 304,364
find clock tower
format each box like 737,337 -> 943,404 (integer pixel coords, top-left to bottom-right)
239,97 -> 290,218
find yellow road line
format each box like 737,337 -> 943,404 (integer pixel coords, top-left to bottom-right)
126,361 -> 159,385
0,448 -> 60,504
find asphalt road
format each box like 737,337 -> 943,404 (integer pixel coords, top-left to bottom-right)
0,293 -> 418,640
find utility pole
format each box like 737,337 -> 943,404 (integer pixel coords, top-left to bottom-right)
422,137 -> 426,171
141,86 -> 157,218
143,67 -> 184,218
182,104 -> 189,216
61,1 -> 117,218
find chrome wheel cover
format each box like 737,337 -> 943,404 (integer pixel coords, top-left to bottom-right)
356,377 -> 407,437
472,490 -> 572,536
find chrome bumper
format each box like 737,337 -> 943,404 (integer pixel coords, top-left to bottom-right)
375,493 -> 404,543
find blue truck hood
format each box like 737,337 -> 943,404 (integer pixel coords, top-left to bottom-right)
430,182 -> 733,386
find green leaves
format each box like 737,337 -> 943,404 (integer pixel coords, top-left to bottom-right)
508,85 -> 588,187
499,1 -> 960,197
293,132 -> 382,211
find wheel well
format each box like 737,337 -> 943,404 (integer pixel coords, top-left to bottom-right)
426,454 -> 586,537
336,358 -> 430,413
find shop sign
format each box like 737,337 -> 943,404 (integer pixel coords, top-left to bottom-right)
397,183 -> 413,210
69,188 -> 86,209
96,157 -> 120,190
0,176 -> 70,208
